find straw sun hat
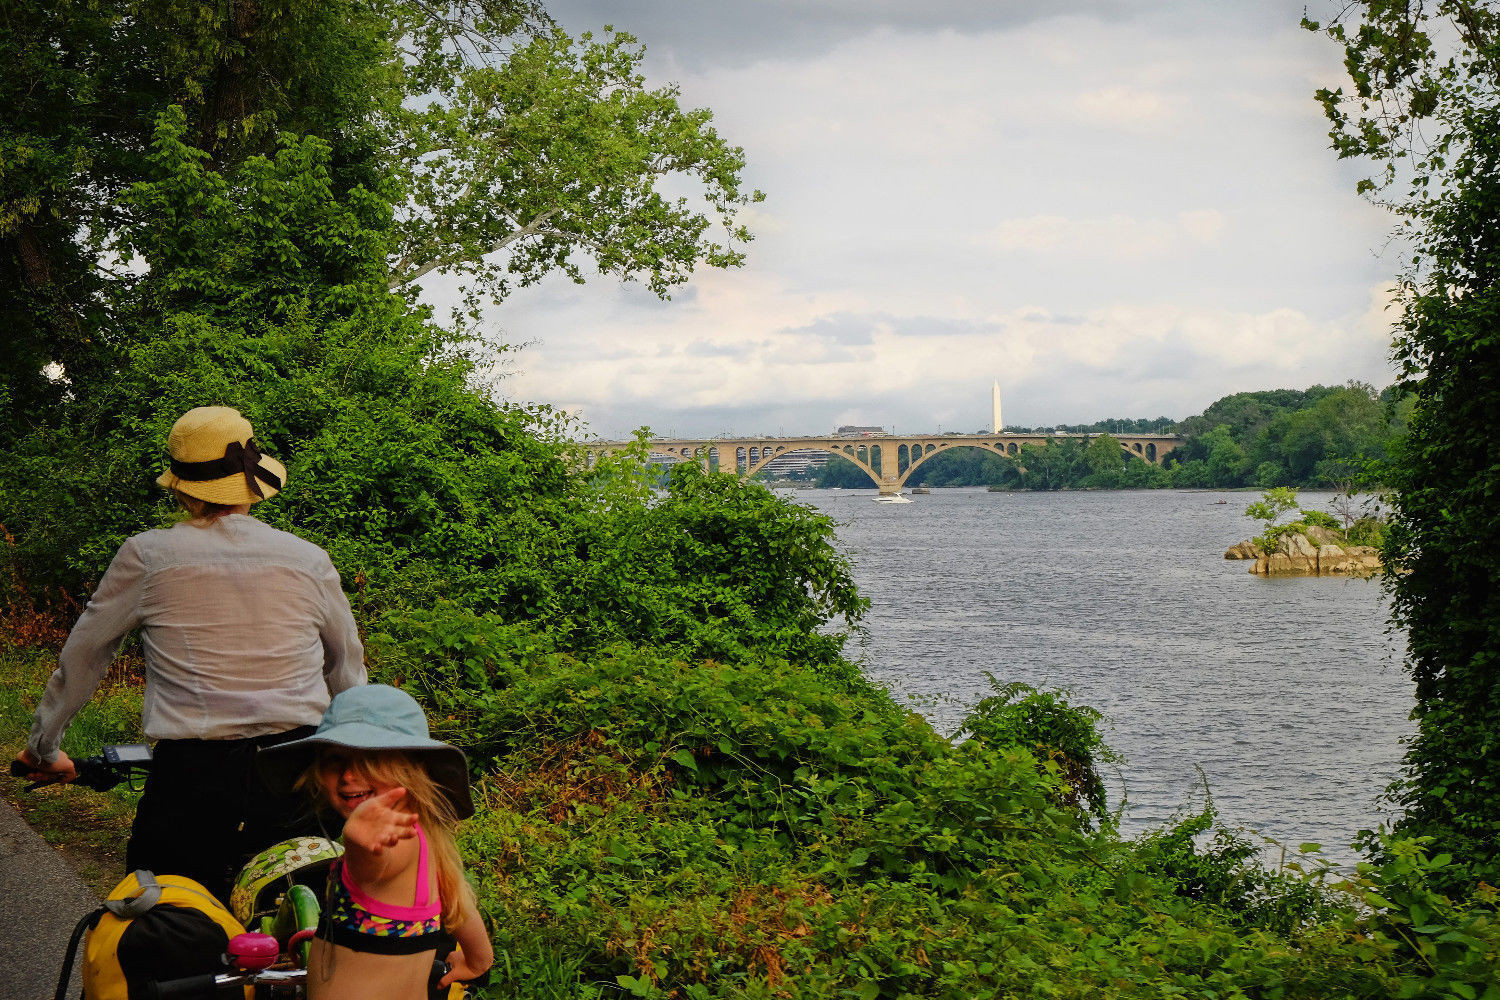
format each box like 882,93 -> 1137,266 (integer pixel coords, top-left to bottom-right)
154,406 -> 286,506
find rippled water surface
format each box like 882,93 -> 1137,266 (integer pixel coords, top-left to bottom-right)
795,487 -> 1412,863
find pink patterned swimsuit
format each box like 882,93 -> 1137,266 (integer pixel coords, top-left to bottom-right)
321,824 -> 445,955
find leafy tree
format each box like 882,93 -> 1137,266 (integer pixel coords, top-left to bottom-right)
1052,416 -> 1178,434
1167,459 -> 1212,488
389,28 -> 761,306
1,106 -> 865,679
1120,457 -> 1171,488
1253,461 -> 1289,487
1016,438 -> 1086,490
1246,487 -> 1300,528
1,1 -> 756,439
1308,1 -> 1500,887
1083,434 -> 1126,477
813,454 -> 877,489
1255,384 -> 1387,483
1198,424 -> 1251,486
1,0 -> 407,431
905,446 -> 1018,487
1176,387 -> 1337,448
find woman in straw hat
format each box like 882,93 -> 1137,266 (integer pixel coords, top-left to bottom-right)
13,406 -> 367,903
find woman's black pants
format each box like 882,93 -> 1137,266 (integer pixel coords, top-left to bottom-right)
126,726 -> 322,906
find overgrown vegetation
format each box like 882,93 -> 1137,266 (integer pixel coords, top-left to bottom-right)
1305,0 -> 1500,891
1,0 -> 1496,996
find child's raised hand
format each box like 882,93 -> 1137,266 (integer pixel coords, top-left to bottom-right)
342,786 -> 418,854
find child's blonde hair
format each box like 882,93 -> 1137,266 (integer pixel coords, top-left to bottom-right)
299,749 -> 476,929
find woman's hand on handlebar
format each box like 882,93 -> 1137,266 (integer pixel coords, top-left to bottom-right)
11,748 -> 77,784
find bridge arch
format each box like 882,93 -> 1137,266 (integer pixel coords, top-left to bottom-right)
742,443 -> 883,487
638,444 -> 719,471
899,441 -> 1019,489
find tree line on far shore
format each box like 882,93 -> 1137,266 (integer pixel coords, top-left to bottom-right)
801,381 -> 1408,490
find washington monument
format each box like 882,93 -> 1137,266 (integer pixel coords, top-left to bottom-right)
991,381 -> 1003,435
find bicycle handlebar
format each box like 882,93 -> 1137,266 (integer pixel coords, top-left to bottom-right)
9,745 -> 153,793
138,973 -> 220,1000
140,963 -> 469,999
142,968 -> 308,999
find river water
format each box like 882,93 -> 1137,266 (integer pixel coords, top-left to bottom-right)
793,487 -> 1412,865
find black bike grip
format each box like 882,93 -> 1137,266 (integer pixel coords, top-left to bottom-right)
140,974 -> 222,1000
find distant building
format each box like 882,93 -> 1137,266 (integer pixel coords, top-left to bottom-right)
760,450 -> 830,477
835,425 -> 886,437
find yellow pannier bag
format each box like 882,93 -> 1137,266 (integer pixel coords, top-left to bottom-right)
56,870 -> 247,1000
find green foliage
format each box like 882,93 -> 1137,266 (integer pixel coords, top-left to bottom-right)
390,27 -> 762,306
1171,383 -> 1406,489
1045,416 -> 1178,435
1309,2 -> 1500,889
813,454 -> 878,489
1015,438 -> 1087,490
1244,488 -> 1345,553
1346,515 -> 1387,548
904,448 -> 1018,489
1299,510 -> 1342,530
1254,461 -> 1290,487
1336,832 -> 1500,999
2,0 -> 755,440
1246,487 -> 1300,539
954,680 -> 1119,826
432,641 -> 1500,999
1081,433 -> 1126,480
1128,805 -> 1343,937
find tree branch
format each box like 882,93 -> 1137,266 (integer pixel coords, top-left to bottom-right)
389,205 -> 560,287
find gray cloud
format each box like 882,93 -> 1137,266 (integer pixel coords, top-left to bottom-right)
545,1 -> 1323,70
683,339 -> 762,357
778,312 -> 878,345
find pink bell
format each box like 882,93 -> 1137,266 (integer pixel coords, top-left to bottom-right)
227,932 -> 280,971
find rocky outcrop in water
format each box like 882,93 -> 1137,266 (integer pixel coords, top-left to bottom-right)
1223,530 -> 1383,577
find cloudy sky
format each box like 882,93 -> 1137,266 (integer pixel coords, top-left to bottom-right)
430,1 -> 1401,439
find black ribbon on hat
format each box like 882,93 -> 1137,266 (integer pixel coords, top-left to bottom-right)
169,438 -> 283,498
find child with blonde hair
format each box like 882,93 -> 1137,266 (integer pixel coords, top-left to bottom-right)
259,685 -> 493,999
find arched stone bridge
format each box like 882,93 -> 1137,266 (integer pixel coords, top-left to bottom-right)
587,432 -> 1184,495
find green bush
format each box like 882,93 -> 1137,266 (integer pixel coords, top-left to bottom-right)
1346,515 -> 1387,548
955,679 -> 1118,827
1128,804 -> 1343,937
1299,509 -> 1342,530
434,640 -> 1500,999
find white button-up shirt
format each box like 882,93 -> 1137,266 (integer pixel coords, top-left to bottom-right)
29,514 -> 366,763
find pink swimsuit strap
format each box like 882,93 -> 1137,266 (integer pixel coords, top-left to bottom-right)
339,823 -> 442,922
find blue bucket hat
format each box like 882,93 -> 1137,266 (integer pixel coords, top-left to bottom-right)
257,685 -> 473,819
